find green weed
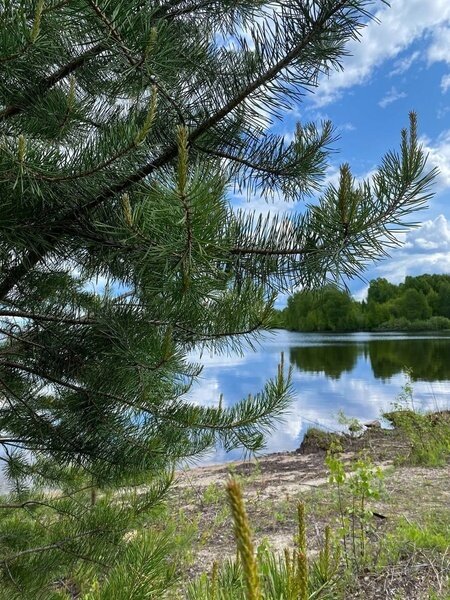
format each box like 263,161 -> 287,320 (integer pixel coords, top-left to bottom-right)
202,483 -> 225,506
325,441 -> 384,570
384,369 -> 450,466
383,513 -> 450,559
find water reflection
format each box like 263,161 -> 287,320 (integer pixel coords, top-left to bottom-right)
3,333 -> 449,490
368,338 -> 450,381
184,331 -> 450,464
290,344 -> 359,379
289,336 -> 450,381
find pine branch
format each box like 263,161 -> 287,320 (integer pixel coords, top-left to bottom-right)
1,527 -> 111,564
87,0 -> 186,125
0,310 -> 95,325
0,0 -> 195,124
0,1 -> 356,301
195,145 -> 289,177
0,486 -> 94,510
0,376 -> 98,474
0,43 -> 107,121
231,245 -> 312,257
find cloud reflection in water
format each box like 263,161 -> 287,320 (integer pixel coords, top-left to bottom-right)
186,330 -> 450,465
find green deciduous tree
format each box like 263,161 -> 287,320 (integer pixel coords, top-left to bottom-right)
437,283 -> 450,318
0,0 -> 438,596
285,275 -> 450,332
394,287 -> 432,321
367,277 -> 398,305
285,286 -> 361,331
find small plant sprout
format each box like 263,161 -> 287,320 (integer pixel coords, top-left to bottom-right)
326,442 -> 384,570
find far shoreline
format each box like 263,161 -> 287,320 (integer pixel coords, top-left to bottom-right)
272,326 -> 450,334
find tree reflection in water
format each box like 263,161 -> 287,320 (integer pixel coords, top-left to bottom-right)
290,344 -> 358,380
289,337 -> 450,382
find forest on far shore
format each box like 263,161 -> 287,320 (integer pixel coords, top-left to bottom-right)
277,274 -> 450,332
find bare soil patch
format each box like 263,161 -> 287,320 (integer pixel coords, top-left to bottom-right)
171,427 -> 449,598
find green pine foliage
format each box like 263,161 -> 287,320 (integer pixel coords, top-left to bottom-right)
0,0 -> 439,595
282,274 -> 450,332
0,471 -> 185,599
0,0 -> 437,485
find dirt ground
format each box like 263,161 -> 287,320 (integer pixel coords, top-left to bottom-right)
171,428 -> 450,599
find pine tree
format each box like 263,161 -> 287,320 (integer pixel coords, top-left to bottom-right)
0,1 -> 437,596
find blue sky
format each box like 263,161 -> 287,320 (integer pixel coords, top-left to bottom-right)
233,0 -> 450,303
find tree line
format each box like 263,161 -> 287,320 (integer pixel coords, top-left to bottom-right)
280,274 -> 450,332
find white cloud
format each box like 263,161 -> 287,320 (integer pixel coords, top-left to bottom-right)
404,214 -> 450,251
441,73 -> 450,93
337,122 -> 356,132
378,86 -> 407,108
313,0 -> 450,106
437,105 -> 450,120
389,50 -> 421,76
186,377 -> 222,408
377,251 -> 450,283
421,129 -> 450,190
352,284 -> 370,302
427,25 -> 450,65
231,190 -> 296,219
375,215 -> 450,283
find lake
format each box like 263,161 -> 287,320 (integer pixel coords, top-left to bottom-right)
2,330 -> 450,493
187,330 -> 450,464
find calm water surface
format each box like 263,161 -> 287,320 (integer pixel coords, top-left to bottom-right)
2,331 -> 450,493
187,330 -> 450,464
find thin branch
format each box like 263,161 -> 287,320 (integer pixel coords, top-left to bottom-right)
0,360 -> 91,395
0,310 -> 95,325
0,43 -> 107,121
195,145 -> 289,177
34,139 -> 139,182
166,0 -> 228,18
0,376 -> 97,475
0,0 -> 187,122
1,527 -> 110,563
42,0 -> 72,14
231,245 -> 311,256
0,485 -> 95,511
87,0 -> 186,124
0,327 -> 47,352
